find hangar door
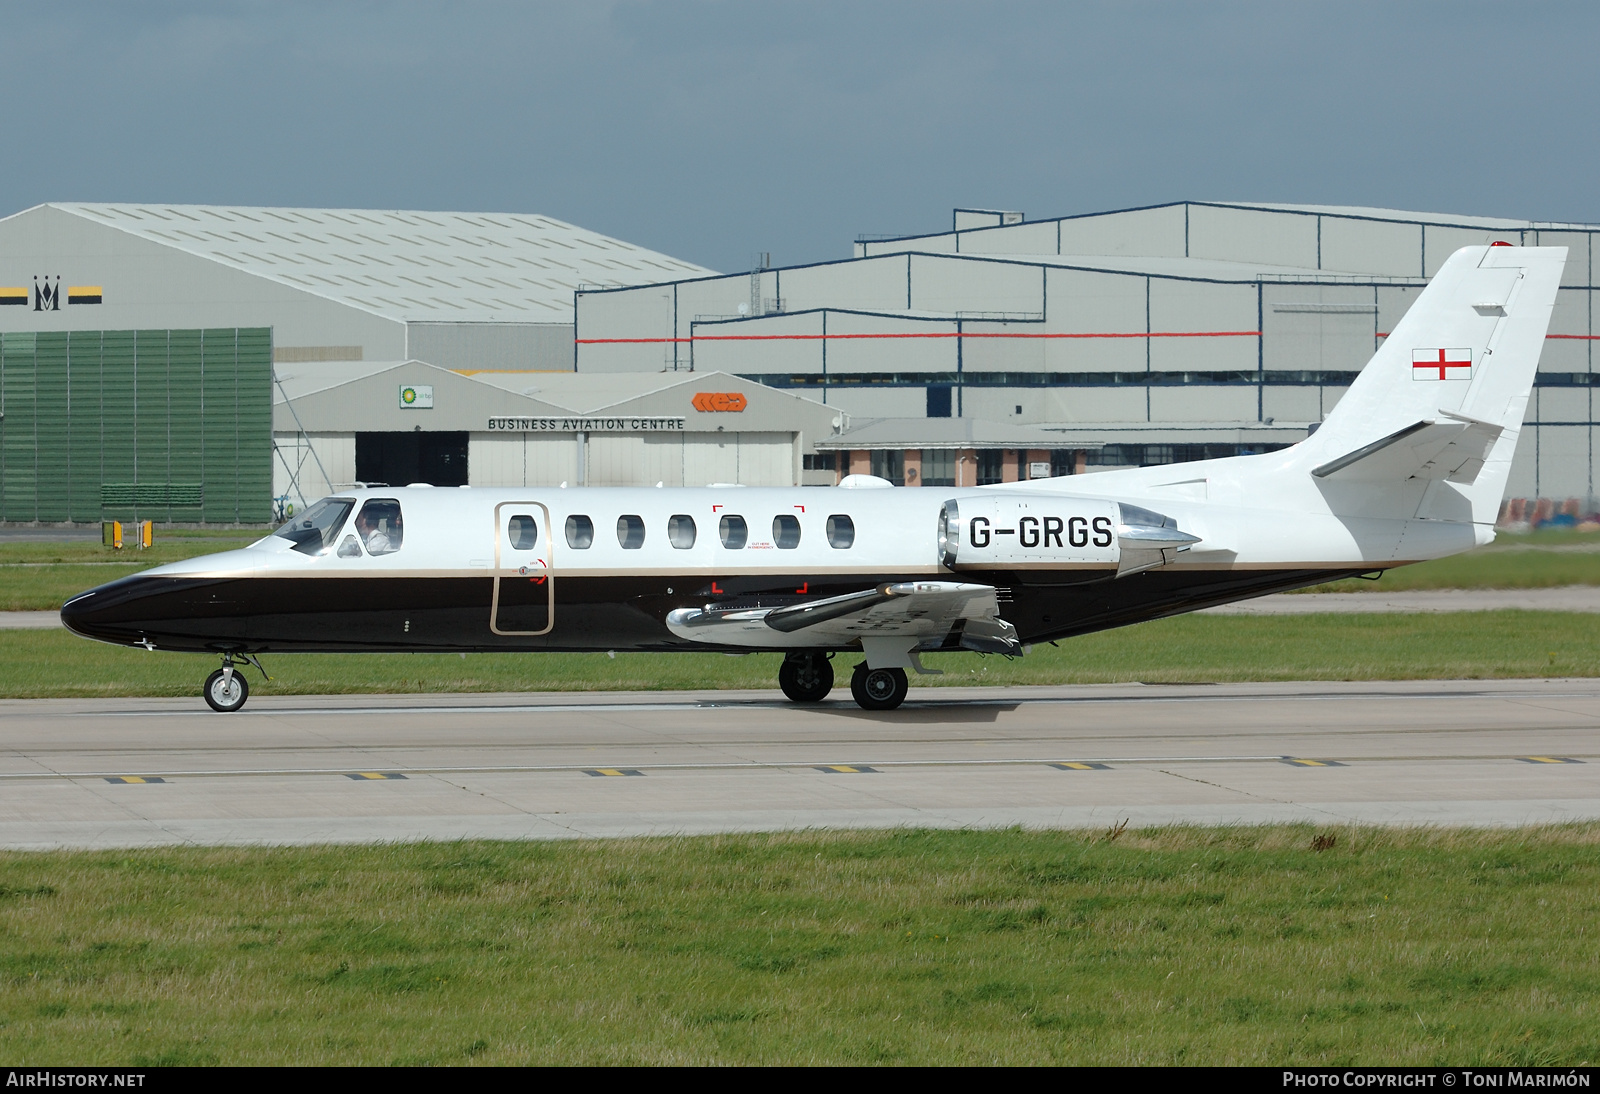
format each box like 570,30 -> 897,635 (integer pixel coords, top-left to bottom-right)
356,432 -> 468,487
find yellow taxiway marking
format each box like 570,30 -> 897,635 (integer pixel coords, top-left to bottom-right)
816,765 -> 878,774
103,776 -> 165,784
1517,756 -> 1583,765
1280,758 -> 1347,767
345,772 -> 408,781
585,768 -> 644,777
1050,762 -> 1111,771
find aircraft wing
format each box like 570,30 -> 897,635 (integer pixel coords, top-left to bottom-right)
665,581 -> 1019,654
1311,411 -> 1504,485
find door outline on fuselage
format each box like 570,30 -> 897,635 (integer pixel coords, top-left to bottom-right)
490,501 -> 554,636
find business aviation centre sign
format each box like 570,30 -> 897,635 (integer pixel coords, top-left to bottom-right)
487,416 -> 686,432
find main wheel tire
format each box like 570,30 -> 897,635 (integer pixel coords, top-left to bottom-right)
850,662 -> 908,711
778,654 -> 834,703
204,668 -> 250,713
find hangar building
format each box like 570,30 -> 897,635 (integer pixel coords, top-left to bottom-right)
0,203 -> 843,523
273,364 -> 843,511
575,201 -> 1600,502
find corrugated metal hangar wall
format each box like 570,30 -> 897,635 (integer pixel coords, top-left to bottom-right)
0,328 -> 272,523
575,202 -> 1599,502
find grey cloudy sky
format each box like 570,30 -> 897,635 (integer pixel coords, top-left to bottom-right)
2,1 -> 1596,272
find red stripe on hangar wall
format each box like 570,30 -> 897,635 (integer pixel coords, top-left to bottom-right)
578,330 -> 1263,345
1376,332 -> 1598,340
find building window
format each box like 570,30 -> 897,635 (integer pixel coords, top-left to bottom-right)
617,514 -> 646,549
565,515 -> 594,549
1050,449 -> 1077,478
921,450 -> 956,487
927,385 -> 953,418
871,450 -> 904,485
826,515 -> 855,549
772,514 -> 801,549
977,449 -> 1005,485
1085,443 -> 1292,468
803,453 -> 836,471
668,514 -> 696,549
719,515 -> 747,549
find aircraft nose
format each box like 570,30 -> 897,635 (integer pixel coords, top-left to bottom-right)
60,586 -> 124,642
60,574 -> 169,645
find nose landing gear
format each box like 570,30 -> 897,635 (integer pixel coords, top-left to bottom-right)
203,653 -> 268,713
778,652 -> 834,703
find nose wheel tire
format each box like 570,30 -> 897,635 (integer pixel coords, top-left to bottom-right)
850,663 -> 908,711
778,654 -> 834,703
204,668 -> 250,713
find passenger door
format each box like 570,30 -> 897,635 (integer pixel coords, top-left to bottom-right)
491,501 -> 554,636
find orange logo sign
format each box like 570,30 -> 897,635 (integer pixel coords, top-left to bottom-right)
692,392 -> 747,413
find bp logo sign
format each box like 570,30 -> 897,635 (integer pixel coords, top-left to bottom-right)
399,384 -> 434,409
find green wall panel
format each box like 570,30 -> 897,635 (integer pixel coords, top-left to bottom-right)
34,334 -> 69,522
0,328 -> 271,525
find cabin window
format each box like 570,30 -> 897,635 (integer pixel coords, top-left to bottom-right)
354,499 -> 404,555
826,514 -> 855,549
507,514 -> 539,551
617,514 -> 646,550
668,514 -> 696,549
719,514 -> 747,549
565,515 -> 594,549
274,497 -> 355,556
773,514 -> 801,549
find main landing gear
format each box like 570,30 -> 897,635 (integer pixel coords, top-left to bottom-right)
203,653 -> 268,713
778,652 -> 834,703
850,662 -> 909,712
777,652 -> 910,711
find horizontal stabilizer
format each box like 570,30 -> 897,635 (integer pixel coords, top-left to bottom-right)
1311,411 -> 1503,485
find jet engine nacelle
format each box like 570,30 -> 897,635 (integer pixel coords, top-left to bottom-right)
938,494 -> 1119,568
938,495 -> 1201,573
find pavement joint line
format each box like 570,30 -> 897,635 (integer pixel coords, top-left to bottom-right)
0,755 -> 1295,780
5,752 -> 1590,781
51,689 -> 1600,719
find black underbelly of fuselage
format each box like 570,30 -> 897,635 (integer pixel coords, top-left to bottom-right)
58,566 -> 1370,656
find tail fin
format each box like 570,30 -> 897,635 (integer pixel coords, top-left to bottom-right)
1296,244 -> 1566,523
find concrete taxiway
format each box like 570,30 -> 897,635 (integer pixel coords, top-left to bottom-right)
0,679 -> 1596,850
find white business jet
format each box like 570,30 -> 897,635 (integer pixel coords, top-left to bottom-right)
61,244 -> 1564,713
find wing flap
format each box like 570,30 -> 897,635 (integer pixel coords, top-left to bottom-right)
665,581 -> 1017,653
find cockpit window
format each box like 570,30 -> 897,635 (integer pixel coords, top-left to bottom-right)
507,514 -> 539,550
273,498 -> 355,556
354,499 -> 404,555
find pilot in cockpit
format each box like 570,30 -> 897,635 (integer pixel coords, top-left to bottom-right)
355,500 -> 403,556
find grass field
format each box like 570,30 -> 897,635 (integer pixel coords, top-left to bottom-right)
1,826 -> 1595,1065
0,524 -> 1593,610
4,529 -> 1598,611
1306,537 -> 1600,593
0,532 -> 260,611
2,609 -> 1598,699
